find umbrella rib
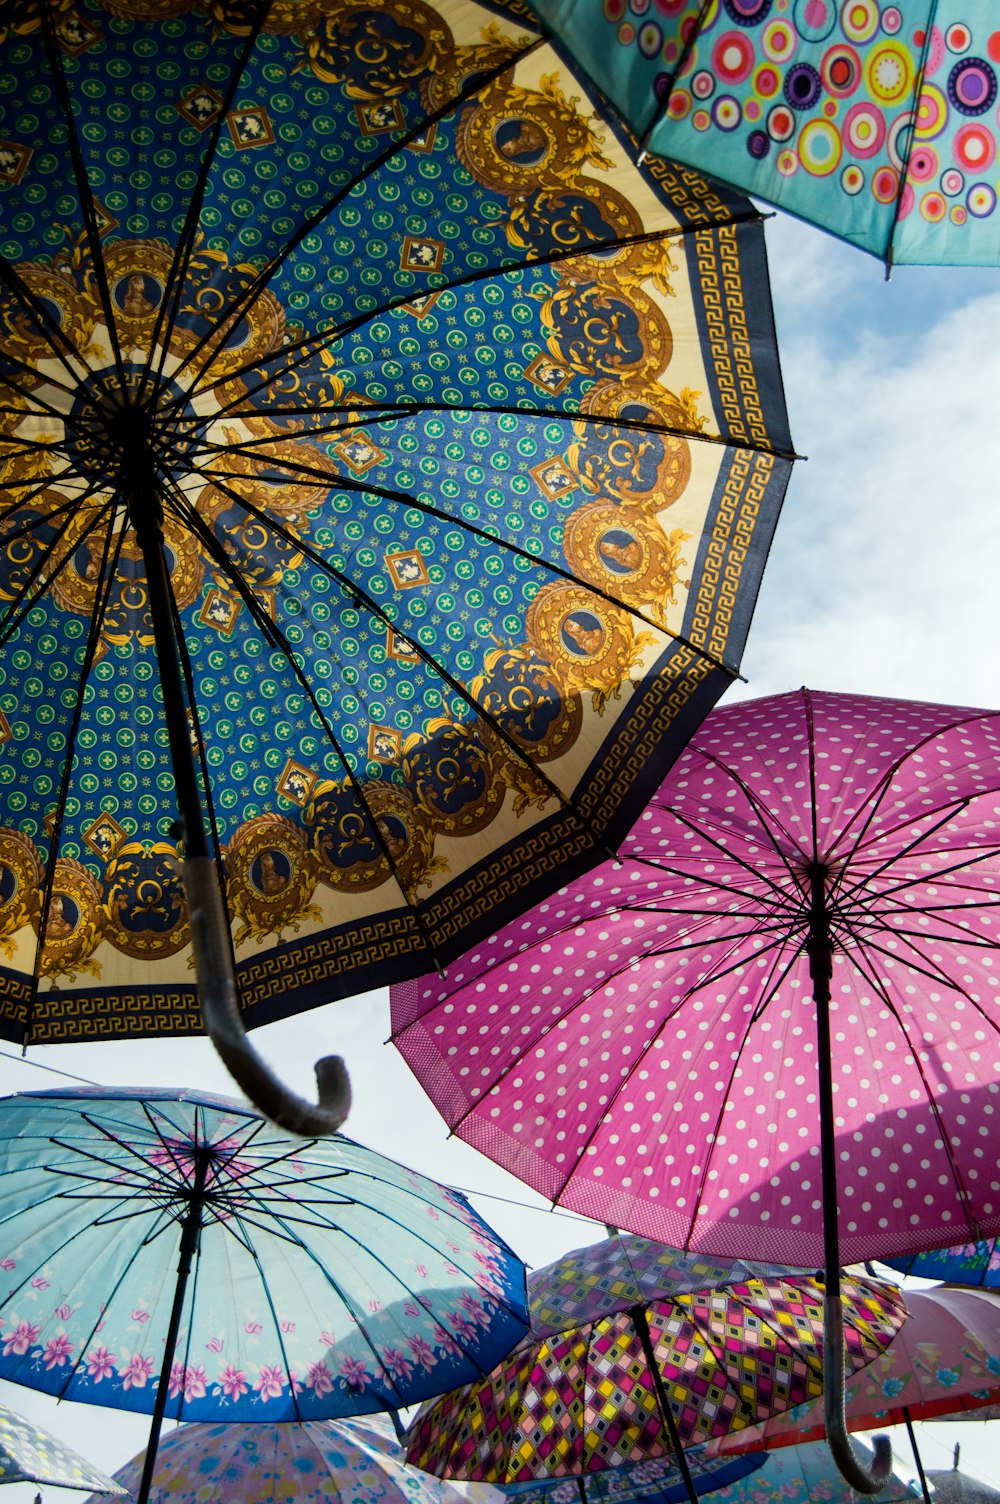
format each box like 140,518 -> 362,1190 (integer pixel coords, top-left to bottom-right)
666,748 -> 814,878
48,1200 -> 185,1399
0,489 -> 107,649
226,1201 -> 491,1406
36,1 -> 128,394
0,261 -> 112,413
679,1281 -> 827,1412
883,16 -> 938,266
140,2 -> 273,404
817,709 -> 994,873
834,909 -> 1000,1036
162,34 -> 549,399
826,921 -> 986,1237
0,479 -> 114,652
639,800 -> 809,914
0,357 -> 84,421
23,503 -> 128,1045
444,919 -> 797,1166
636,0 -> 716,157
194,400 -> 775,458
671,935 -> 811,1251
185,214 -> 767,429
828,798 -> 978,910
160,475 -> 446,959
195,445 -> 739,686
167,470 -> 622,869
805,687 -> 820,865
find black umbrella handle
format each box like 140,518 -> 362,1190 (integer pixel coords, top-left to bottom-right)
823,1292 -> 893,1495
185,855 -> 352,1137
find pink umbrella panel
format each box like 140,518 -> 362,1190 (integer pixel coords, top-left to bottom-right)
706,1285 -> 1000,1455
392,687 -> 1000,1492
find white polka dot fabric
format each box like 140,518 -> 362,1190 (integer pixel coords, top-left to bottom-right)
391,689 -> 1000,1267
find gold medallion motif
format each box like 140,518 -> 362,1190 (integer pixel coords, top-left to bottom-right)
403,718 -> 505,837
104,839 -> 189,960
420,22 -> 526,115
227,814 -> 322,946
170,250 -> 285,376
309,779 -> 439,896
302,0 -> 452,96
470,646 -> 583,813
103,239 -> 173,345
525,581 -> 652,706
214,429 -> 338,518
508,175 -> 643,269
0,262 -> 95,374
572,380 -> 699,511
47,506 -> 203,644
0,827 -> 42,956
543,275 -> 671,383
36,858 -> 106,980
562,501 -> 689,628
456,72 -> 613,199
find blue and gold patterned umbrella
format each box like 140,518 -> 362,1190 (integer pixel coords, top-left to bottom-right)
0,0 -> 793,1127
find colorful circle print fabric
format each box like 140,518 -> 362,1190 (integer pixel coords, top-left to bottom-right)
523,0 -> 1000,264
0,0 -> 791,1047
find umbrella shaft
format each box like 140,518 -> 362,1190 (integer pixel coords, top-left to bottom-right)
130,483 -> 210,861
807,866 -> 841,1298
134,1152 -> 209,1504
630,1305 -> 700,1504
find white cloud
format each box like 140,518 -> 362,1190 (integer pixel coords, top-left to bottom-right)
736,214 -> 1000,710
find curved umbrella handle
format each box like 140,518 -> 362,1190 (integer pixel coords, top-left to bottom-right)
185,856 -> 352,1136
824,1290 -> 893,1495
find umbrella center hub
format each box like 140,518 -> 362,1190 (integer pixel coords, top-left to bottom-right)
66,370 -> 198,495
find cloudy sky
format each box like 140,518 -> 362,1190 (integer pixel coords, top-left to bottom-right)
0,212 -> 998,1499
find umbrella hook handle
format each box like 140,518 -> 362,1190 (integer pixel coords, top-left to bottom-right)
823,1292 -> 893,1494
185,855 -> 352,1137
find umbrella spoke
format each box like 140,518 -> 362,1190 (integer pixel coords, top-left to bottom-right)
164,36 -> 549,402
36,3 -> 128,396
140,4 -> 273,405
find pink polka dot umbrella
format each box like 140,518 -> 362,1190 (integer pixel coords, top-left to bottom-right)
391,688 -> 1000,1494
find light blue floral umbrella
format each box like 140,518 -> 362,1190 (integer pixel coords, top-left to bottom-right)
0,1087 -> 529,1504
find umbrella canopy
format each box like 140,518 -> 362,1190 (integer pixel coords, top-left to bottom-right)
0,1399 -> 124,1493
503,1449 -> 767,1504
497,1231 -> 825,1504
885,1242 -> 1000,1288
81,1412 -> 501,1504
689,1439 -> 918,1504
404,1271 -> 905,1481
0,0 -> 793,1133
392,686 -> 1000,1490
527,1232 -> 806,1336
392,687 -> 1000,1265
923,1450 -> 1000,1504
517,1 -> 1000,269
0,1083 -> 529,1504
708,1286 -> 1000,1454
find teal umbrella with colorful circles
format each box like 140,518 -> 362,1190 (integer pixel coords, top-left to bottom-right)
518,0 -> 1000,268
0,0 -> 793,1128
